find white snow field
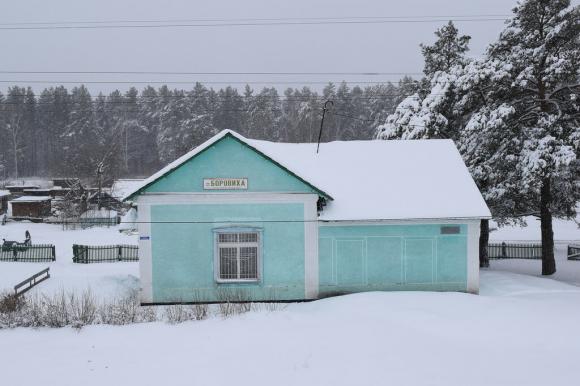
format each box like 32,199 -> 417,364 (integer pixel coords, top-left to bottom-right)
0,271 -> 579,386
0,221 -> 138,298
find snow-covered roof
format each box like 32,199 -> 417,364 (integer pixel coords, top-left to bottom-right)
124,130 -> 491,221
111,179 -> 145,201
0,190 -> 10,198
10,196 -> 52,203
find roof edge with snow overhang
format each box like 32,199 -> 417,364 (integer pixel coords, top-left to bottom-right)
123,130 -> 333,202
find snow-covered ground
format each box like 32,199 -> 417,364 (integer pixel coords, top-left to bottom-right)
0,221 -> 138,298
0,270 -> 579,386
488,216 -> 580,286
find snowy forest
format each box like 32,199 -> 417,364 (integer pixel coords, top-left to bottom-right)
0,78 -> 418,180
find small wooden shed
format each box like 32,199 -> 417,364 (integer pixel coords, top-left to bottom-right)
10,196 -> 52,219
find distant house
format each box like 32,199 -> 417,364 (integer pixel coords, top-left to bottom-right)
124,130 -> 490,304
10,196 -> 52,219
23,188 -> 52,197
5,185 -> 40,199
0,190 -> 9,215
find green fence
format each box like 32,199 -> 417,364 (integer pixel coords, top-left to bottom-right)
0,244 -> 56,262
488,242 -> 542,259
72,244 -> 138,263
567,244 -> 580,261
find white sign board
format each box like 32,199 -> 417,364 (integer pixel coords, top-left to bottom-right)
203,178 -> 248,190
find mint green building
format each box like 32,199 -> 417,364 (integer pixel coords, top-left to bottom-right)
124,130 -> 490,304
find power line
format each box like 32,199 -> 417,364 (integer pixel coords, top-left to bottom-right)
0,79 -> 416,85
0,80 -> 411,85
0,70 -> 423,76
330,111 -> 374,123
0,17 -> 508,31
0,94 -> 439,106
0,14 -> 512,27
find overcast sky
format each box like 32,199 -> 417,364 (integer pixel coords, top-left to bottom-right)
0,0 -> 572,94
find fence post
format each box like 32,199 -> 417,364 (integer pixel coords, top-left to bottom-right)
118,245 -> 122,261
501,242 -> 507,258
51,245 -> 56,261
12,246 -> 17,262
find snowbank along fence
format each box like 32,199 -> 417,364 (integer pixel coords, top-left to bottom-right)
487,242 -> 542,260
0,243 -> 56,262
567,244 -> 580,261
14,267 -> 50,297
72,244 -> 139,263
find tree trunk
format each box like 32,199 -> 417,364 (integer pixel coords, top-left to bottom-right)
540,178 -> 556,275
479,219 -> 490,268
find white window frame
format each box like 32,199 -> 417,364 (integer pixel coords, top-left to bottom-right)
213,227 -> 262,283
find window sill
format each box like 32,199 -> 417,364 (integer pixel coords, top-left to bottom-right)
216,279 -> 260,284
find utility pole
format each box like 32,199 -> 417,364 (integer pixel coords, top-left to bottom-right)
316,100 -> 333,154
96,161 -> 104,210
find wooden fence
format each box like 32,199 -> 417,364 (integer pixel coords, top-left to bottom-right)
0,244 -> 56,262
487,243 -> 542,260
14,268 -> 50,297
72,244 -> 138,263
567,244 -> 580,261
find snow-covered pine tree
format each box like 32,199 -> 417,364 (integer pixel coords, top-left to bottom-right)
420,21 -> 471,78
245,87 -> 282,140
213,86 -> 244,134
137,86 -> 161,173
22,88 -> 38,176
483,0 -> 580,274
376,21 -> 471,142
155,88 -> 191,163
3,87 -> 27,179
187,82 -> 217,146
36,87 -> 70,176
62,86 -> 100,177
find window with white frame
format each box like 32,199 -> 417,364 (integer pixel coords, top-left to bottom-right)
215,230 -> 260,281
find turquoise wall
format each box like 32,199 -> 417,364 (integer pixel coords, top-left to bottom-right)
151,202 -> 306,302
143,135 -> 320,195
318,224 -> 468,295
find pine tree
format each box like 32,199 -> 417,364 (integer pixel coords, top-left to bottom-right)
3,87 -> 27,179
484,0 -> 580,274
246,87 -> 282,140
62,86 -> 99,177
137,86 -> 161,174
420,21 -> 471,77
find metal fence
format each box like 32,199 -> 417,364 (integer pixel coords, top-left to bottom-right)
488,242 -> 543,260
0,244 -> 56,262
72,244 -> 138,263
567,244 -> 580,261
80,217 -> 119,229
